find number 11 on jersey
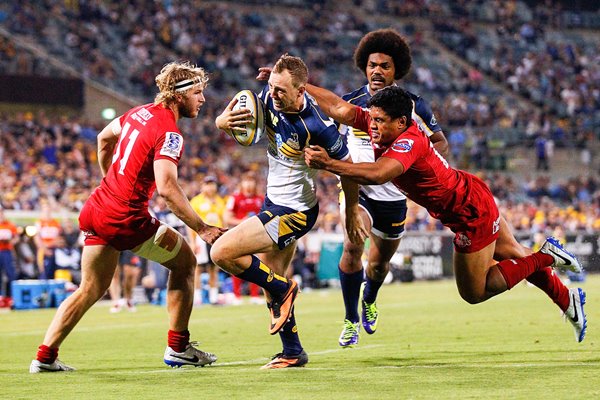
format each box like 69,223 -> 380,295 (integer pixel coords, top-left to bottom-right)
112,122 -> 140,175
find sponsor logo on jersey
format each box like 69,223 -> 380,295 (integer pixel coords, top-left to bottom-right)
283,236 -> 296,247
430,114 -> 437,126
160,132 -> 183,159
286,132 -> 300,150
391,138 -> 414,153
328,136 -> 344,155
454,233 -> 472,248
492,216 -> 500,234
131,107 -> 154,126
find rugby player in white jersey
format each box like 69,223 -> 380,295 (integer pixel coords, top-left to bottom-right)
212,54 -> 367,368
326,29 -> 449,347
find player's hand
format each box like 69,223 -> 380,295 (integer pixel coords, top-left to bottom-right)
215,97 -> 253,133
344,206 -> 368,245
304,145 -> 331,169
198,225 -> 228,245
256,67 -> 272,81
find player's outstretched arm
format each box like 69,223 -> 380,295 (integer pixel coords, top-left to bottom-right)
305,145 -> 404,185
97,118 -> 121,177
431,131 -> 450,159
305,84 -> 357,126
154,159 -> 226,244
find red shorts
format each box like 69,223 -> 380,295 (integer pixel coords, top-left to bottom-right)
439,174 -> 500,254
79,199 -> 160,251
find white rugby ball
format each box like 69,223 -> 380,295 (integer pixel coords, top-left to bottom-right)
227,89 -> 265,146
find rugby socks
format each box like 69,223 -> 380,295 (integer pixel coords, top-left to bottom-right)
168,329 -> 190,353
279,311 -> 303,356
527,268 -> 570,311
496,252 -> 554,289
236,255 -> 289,296
339,267 -> 363,323
36,344 -> 58,364
363,276 -> 384,304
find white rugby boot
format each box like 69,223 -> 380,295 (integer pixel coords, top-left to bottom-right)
564,288 -> 587,343
30,359 -> 75,373
539,237 -> 582,273
164,342 -> 217,368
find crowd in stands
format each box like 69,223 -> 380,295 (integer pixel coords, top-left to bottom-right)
431,3 -> 600,146
2,1 -> 597,152
1,113 -> 598,232
0,1 -> 599,302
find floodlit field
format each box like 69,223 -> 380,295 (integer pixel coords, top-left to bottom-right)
1,275 -> 598,399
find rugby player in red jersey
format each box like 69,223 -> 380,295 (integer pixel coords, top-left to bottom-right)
30,61 -> 227,373
304,85 -> 587,343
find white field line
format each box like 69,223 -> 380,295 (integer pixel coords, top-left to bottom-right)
91,345 -> 385,375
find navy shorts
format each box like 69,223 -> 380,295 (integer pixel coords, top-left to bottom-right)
257,196 -> 319,249
119,250 -> 141,267
359,191 -> 407,240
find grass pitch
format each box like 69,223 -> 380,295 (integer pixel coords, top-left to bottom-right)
1,276 -> 598,399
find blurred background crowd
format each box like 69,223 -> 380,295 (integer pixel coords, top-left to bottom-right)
0,0 -> 598,303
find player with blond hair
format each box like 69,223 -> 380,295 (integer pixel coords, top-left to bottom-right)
30,61 -> 226,373
213,54 -> 367,369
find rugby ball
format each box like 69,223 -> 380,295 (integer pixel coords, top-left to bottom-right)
226,90 -> 265,146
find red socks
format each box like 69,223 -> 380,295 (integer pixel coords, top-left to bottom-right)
496,252 -> 554,289
37,331 -> 194,363
168,329 -> 190,353
36,345 -> 58,364
527,268 -> 570,311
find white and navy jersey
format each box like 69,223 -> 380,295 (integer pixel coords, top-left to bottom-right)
341,84 -> 442,201
258,85 -> 350,211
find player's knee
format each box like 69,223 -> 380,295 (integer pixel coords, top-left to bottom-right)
368,262 -> 389,276
459,290 -> 485,305
342,243 -> 363,262
79,282 -> 110,303
209,243 -> 228,267
182,248 -> 197,270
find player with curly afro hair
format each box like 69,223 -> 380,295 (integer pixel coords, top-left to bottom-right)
353,28 -> 412,82
306,28 -> 449,349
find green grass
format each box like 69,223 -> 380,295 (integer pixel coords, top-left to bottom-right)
1,276 -> 598,400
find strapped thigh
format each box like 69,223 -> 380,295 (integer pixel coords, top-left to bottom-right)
133,222 -> 183,264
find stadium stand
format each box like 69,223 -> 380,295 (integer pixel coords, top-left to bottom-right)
0,0 -> 598,288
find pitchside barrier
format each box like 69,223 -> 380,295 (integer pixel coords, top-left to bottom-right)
11,279 -> 73,310
312,232 -> 600,283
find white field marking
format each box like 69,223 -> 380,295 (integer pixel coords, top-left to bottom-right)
7,357 -> 597,378
82,345 -> 386,375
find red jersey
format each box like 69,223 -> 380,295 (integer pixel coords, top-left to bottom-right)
353,107 -> 499,252
226,192 -> 264,220
80,103 -> 183,250
91,103 -> 183,214
0,220 -> 18,251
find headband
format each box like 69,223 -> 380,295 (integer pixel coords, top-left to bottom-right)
174,78 -> 198,92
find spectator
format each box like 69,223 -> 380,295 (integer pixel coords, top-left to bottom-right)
0,207 -> 18,301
